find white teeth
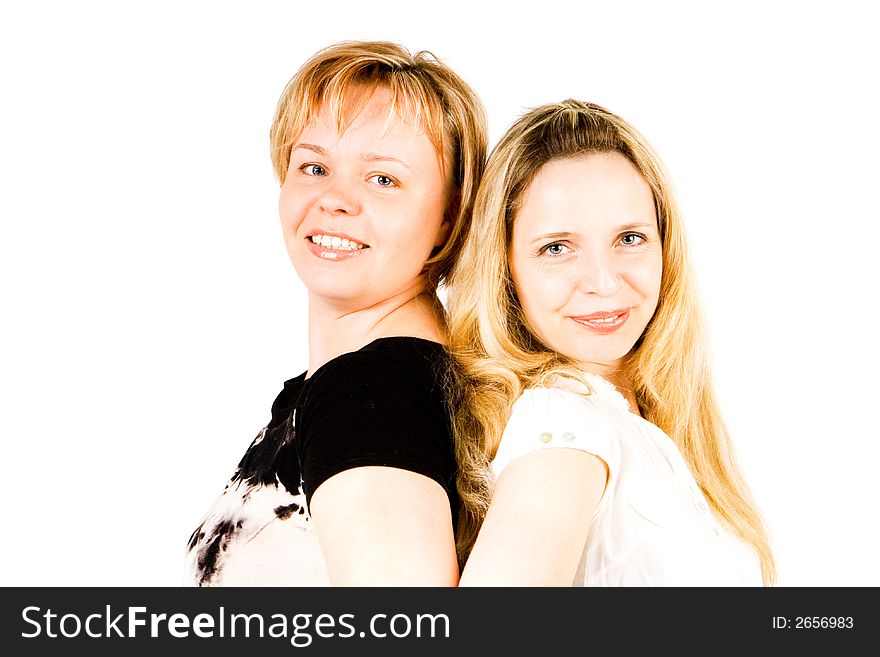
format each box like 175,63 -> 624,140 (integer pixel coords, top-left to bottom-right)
588,314 -> 621,323
309,234 -> 366,250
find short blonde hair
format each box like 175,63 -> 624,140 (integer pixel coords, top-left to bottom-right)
270,41 -> 487,287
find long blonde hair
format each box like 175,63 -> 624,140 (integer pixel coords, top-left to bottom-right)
270,40 -> 487,288
446,99 -> 775,585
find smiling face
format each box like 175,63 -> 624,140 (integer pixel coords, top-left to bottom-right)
508,151 -> 663,376
279,87 -> 450,311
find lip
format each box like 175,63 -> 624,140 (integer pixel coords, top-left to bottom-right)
304,229 -> 369,261
568,308 -> 631,335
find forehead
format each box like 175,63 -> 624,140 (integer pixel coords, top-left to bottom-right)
295,88 -> 445,173
515,152 -> 656,233
304,88 -> 423,139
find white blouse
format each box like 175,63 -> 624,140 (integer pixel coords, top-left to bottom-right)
491,374 -> 763,586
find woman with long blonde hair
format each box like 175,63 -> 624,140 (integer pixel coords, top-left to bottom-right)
447,99 -> 774,585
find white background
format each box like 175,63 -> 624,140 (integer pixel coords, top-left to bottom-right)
1,0 -> 877,587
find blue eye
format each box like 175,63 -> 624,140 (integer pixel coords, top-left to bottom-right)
370,174 -> 396,187
302,164 -> 326,176
620,233 -> 645,246
541,243 -> 570,256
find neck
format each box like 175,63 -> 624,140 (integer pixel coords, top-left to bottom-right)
578,360 -> 641,416
306,278 -> 446,377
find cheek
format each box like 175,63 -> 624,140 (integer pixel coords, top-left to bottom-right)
278,187 -> 303,231
521,263 -> 566,305
517,275 -> 547,314
511,261 -> 562,333
414,187 -> 450,242
650,257 -> 663,302
635,256 -> 663,313
388,193 -> 448,259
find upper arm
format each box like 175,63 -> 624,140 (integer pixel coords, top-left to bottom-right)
459,447 -> 608,586
310,466 -> 458,586
296,349 -> 459,585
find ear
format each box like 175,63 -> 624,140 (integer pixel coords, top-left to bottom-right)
433,217 -> 453,248
434,188 -> 460,248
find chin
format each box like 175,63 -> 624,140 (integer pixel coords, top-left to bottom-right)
570,343 -> 637,371
314,292 -> 373,311
295,264 -> 353,289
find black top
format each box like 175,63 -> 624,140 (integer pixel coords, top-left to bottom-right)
184,336 -> 459,586
293,337 -> 458,515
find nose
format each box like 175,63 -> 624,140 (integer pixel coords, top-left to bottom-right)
575,251 -> 622,297
318,179 -> 360,216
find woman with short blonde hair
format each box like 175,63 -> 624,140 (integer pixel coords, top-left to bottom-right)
186,40 -> 486,586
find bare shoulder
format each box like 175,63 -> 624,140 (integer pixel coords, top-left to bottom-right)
310,467 -> 458,586
459,447 -> 608,586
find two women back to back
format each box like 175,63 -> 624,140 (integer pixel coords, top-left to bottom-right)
186,41 -> 773,586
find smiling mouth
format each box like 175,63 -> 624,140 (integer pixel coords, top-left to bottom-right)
569,309 -> 631,334
307,234 -> 368,251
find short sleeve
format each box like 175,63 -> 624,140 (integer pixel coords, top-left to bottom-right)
491,386 -> 621,484
295,347 -> 457,515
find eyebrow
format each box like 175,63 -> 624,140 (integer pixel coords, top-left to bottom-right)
529,231 -> 574,245
363,152 -> 413,172
618,222 -> 657,232
291,144 -> 413,172
292,143 -> 327,156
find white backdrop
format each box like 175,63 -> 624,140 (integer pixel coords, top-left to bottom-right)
2,0 -> 877,586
